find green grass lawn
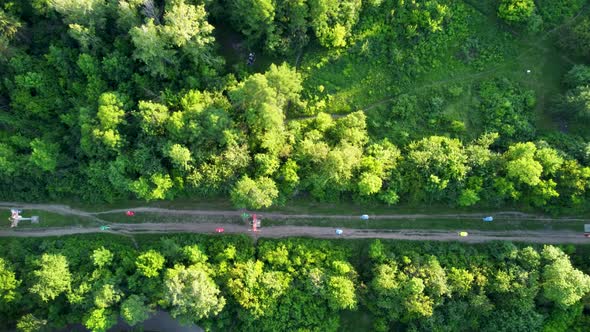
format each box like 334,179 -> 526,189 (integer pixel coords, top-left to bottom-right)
96,211 -> 242,225
262,196 -> 589,217
263,216 -> 584,232
64,197 -> 236,212
297,0 -> 576,142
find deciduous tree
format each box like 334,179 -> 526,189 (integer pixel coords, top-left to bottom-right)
30,254 -> 71,302
228,260 -> 291,317
231,175 -> 279,209
163,264 -> 225,323
498,0 -> 535,23
542,245 -> 590,308
0,257 -> 20,306
120,295 -> 151,327
136,250 -> 165,278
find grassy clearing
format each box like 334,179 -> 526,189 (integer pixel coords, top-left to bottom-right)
263,196 -> 590,217
263,216 -> 584,232
62,194 -> 497,217
300,44 -> 395,114
96,211 -> 242,225
213,24 -> 299,80
298,0 -> 575,142
64,197 -> 236,212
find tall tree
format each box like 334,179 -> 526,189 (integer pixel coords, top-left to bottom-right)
91,247 -> 113,269
498,0 -> 535,23
130,0 -> 216,80
326,276 -> 357,310
504,142 -> 542,186
120,295 -> 151,327
404,136 -> 468,202
308,0 -> 362,48
135,250 -> 165,278
563,85 -> 590,120
83,308 -> 117,332
541,245 -> 590,308
16,314 -> 47,332
230,175 -> 279,209
229,0 -> 275,43
29,139 -> 59,173
228,260 -> 291,317
29,254 -> 72,302
0,257 -> 20,306
163,264 -> 226,323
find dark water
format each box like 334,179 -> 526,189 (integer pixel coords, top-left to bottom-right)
54,310 -> 203,332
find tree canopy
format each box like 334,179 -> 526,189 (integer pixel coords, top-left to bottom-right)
0,0 -> 588,213
1,235 -> 590,331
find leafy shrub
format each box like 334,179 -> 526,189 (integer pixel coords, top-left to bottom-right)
536,0 -> 586,27
498,0 -> 536,24
475,79 -> 536,146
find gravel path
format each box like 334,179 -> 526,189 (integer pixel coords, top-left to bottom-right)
0,222 -> 588,244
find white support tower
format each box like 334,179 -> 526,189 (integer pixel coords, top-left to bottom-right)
9,209 -> 39,228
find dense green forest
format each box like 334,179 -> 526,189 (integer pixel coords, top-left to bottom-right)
1,234 -> 590,331
4,1 -> 590,331
1,0 -> 590,212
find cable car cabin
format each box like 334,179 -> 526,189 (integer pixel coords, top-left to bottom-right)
585,224 -> 590,238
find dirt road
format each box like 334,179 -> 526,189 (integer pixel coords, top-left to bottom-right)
0,222 -> 589,244
1,202 -> 589,243
1,201 -> 587,221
